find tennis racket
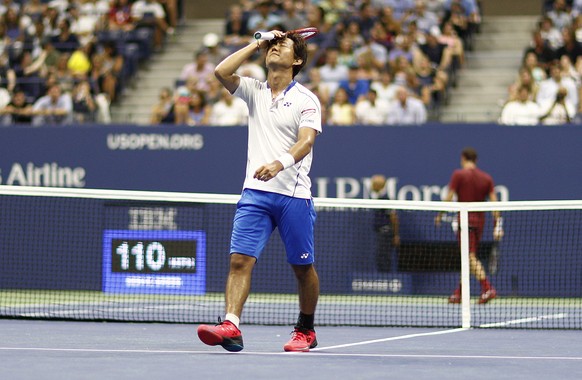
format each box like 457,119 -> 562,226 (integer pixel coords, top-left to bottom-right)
254,27 -> 319,41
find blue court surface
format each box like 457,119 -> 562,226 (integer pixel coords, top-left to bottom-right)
1,319 -> 580,380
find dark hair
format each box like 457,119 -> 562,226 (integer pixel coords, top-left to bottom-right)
266,32 -> 308,78
461,147 -> 478,162
191,89 -> 207,109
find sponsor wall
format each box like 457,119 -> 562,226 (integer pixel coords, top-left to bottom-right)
1,124 -> 581,200
1,125 -> 581,297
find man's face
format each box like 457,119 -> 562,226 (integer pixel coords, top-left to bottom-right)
196,52 -> 208,65
396,88 -> 407,103
13,92 -> 25,105
325,50 -> 338,64
49,86 -> 61,101
266,38 -> 298,67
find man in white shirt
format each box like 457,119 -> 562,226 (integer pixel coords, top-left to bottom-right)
209,88 -> 249,126
236,57 -> 266,81
355,89 -> 389,125
318,48 -> 349,98
32,84 -> 73,125
131,0 -> 172,49
371,69 -> 399,104
499,86 -> 541,126
246,0 -> 281,32
197,29 -> 322,353
536,63 -> 578,111
386,86 -> 427,125
179,49 -> 215,91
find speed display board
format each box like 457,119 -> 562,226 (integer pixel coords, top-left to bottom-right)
102,230 -> 206,294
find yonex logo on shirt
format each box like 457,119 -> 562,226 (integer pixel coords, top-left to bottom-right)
300,253 -> 310,259
283,102 -> 292,107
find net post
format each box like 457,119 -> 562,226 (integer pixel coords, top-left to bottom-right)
459,206 -> 471,328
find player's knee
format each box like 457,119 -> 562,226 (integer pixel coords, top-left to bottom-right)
229,253 -> 256,273
291,264 -> 315,281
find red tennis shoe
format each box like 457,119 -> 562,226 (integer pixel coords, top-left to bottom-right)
479,288 -> 497,304
448,289 -> 461,304
283,327 -> 318,352
197,319 -> 244,352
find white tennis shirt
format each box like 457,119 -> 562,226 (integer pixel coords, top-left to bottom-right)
234,76 -> 322,199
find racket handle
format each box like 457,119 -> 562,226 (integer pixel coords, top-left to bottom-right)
254,31 -> 275,40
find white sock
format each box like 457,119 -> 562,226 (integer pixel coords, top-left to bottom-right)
225,313 -> 240,328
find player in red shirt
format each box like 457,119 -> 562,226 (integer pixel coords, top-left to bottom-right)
435,147 -> 503,304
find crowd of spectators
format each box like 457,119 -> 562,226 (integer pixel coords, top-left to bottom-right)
0,0 -> 179,125
500,0 -> 582,125
157,0 -> 482,126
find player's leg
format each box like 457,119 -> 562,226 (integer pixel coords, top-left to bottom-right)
197,255 -> 252,352
293,263 -> 319,317
285,263 -> 320,351
469,226 -> 497,304
375,228 -> 392,272
225,253 -> 256,318
197,190 -> 274,351
277,196 -> 319,351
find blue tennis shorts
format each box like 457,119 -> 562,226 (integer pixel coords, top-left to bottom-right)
230,189 -> 316,265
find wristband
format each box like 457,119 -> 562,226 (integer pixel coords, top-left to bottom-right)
277,153 -> 295,170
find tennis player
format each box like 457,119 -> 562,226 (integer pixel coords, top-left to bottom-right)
197,29 -> 322,352
435,147 -> 503,304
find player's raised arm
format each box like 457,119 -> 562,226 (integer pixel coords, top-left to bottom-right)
214,30 -> 285,93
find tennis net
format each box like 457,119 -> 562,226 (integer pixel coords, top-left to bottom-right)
0,186 -> 580,329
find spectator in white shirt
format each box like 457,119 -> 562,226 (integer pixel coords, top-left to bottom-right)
355,89 -> 389,125
354,35 -> 389,71
539,16 -> 564,51
547,0 -> 572,31
246,0 -> 281,32
573,0 -> 582,17
131,0 -> 173,49
536,63 -> 578,111
409,0 -> 440,34
179,49 -> 216,91
371,69 -> 399,104
32,84 -> 73,125
499,85 -> 541,126
386,86 -> 427,125
210,88 -> 249,126
318,48 -> 349,99
236,57 -> 266,81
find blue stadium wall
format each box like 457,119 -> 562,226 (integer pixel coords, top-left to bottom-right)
1,124 -> 581,298
1,124 -> 581,200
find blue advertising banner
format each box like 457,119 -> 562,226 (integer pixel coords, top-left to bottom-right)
1,124 -> 580,299
1,124 -> 581,200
